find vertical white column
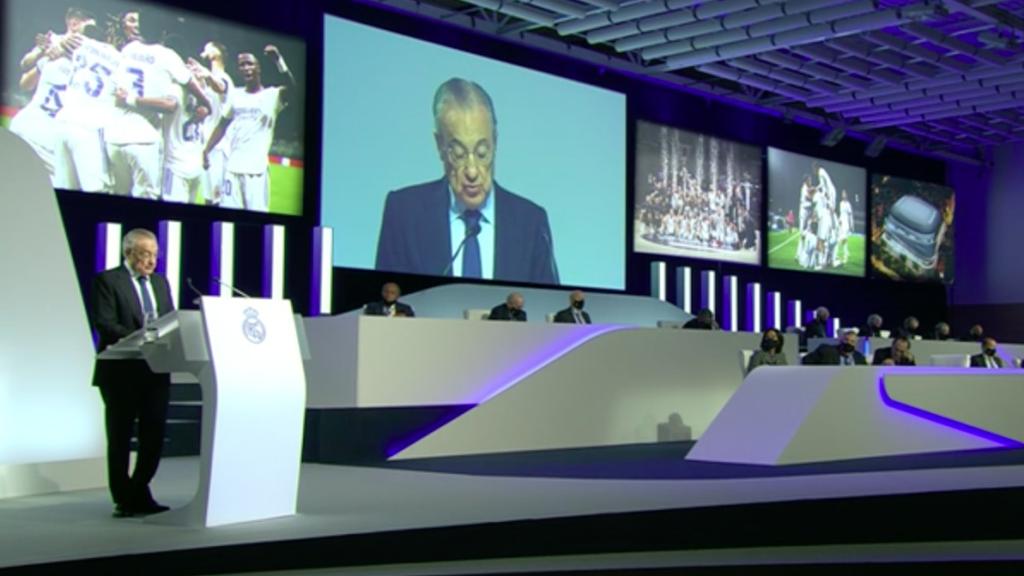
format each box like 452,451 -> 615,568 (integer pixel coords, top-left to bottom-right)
311,227 -> 333,315
211,222 -> 235,297
722,275 -> 739,332
700,270 -> 717,315
746,282 -> 762,333
158,220 -> 182,309
263,224 -> 285,300
96,222 -> 123,272
766,291 -> 782,330
675,266 -> 692,314
649,261 -> 666,302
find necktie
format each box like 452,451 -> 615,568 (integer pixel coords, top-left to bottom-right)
573,310 -> 583,324
461,209 -> 482,279
138,276 -> 156,319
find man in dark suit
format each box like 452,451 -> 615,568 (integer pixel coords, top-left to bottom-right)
91,228 -> 174,518
860,314 -> 884,338
805,306 -> 830,339
489,292 -> 526,321
970,337 -> 1006,369
364,282 -> 415,317
683,308 -> 719,330
802,330 -> 867,366
553,290 -> 591,324
872,336 -> 916,366
374,78 -> 558,285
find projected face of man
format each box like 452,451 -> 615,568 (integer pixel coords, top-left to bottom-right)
122,12 -> 141,42
435,102 -> 495,211
238,53 -> 261,89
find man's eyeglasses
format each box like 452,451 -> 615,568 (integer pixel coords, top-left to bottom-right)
445,142 -> 493,169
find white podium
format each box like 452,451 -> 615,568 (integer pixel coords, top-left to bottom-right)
103,297 -> 306,527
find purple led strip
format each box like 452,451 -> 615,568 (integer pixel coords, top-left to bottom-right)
210,222 -> 225,296
262,226 -> 275,298
878,375 -> 1024,449
386,324 -> 629,458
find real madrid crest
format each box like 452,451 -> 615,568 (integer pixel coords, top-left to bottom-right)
242,307 -> 267,344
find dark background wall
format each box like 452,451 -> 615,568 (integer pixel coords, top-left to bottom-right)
35,0 -> 960,338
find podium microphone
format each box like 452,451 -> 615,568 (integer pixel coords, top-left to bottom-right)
185,277 -> 205,306
441,222 -> 482,277
212,277 -> 252,298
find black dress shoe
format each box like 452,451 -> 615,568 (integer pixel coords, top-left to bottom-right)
112,504 -> 137,518
135,501 -> 170,515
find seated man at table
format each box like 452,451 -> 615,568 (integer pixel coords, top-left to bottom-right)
859,314 -> 884,338
970,337 -> 1006,369
805,306 -> 830,339
489,292 -> 527,321
364,282 -> 415,317
553,290 -> 591,324
683,308 -> 719,330
802,329 -> 867,366
872,336 -> 916,366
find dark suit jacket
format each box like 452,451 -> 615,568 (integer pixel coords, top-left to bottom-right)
553,307 -> 591,324
805,319 -> 829,339
859,325 -> 884,338
375,178 -> 559,284
871,346 -> 916,366
802,344 -> 867,366
683,318 -> 719,330
489,303 -> 527,322
970,353 -> 1006,368
91,266 -> 174,387
364,300 -> 415,317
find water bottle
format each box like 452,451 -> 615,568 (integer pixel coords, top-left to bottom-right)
143,311 -> 159,343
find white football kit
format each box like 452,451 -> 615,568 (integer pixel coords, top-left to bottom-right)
9,56 -> 74,180
220,86 -> 283,212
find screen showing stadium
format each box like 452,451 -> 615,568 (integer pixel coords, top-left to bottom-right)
870,174 -> 955,283
633,121 -> 762,265
321,15 -> 626,290
1,0 -> 306,216
767,148 -> 866,277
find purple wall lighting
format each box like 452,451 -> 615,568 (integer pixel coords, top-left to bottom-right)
766,291 -> 782,330
95,222 -> 122,273
878,375 -> 1024,449
746,282 -> 762,333
675,266 -> 692,314
701,270 -> 717,315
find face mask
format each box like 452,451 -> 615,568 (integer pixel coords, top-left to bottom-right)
838,343 -> 855,354
573,300 -> 585,310
984,348 -> 997,356
761,341 -> 776,352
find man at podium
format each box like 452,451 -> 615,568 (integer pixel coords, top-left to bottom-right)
91,228 -> 174,517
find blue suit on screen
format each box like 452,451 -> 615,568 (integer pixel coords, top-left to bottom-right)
375,177 -> 560,284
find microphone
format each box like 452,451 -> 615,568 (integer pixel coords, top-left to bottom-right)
185,277 -> 204,306
441,221 -> 482,277
212,277 -> 251,298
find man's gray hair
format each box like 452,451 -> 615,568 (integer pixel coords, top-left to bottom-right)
815,306 -> 829,318
867,313 -> 883,326
433,78 -> 497,133
122,228 -> 157,257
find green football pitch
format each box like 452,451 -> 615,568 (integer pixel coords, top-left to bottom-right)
768,229 -> 866,277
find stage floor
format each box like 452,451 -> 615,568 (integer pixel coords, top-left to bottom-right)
6,446 -> 1024,572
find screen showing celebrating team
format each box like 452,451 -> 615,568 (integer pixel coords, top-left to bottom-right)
1,0 -> 306,215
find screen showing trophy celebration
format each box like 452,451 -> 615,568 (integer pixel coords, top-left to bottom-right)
870,174 -> 955,283
766,148 -> 866,277
321,16 -> 626,289
633,121 -> 762,265
1,0 -> 306,215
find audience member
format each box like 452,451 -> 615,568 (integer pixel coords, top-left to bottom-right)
872,336 -> 916,366
747,329 -> 788,373
962,324 -> 985,342
683,308 -> 719,330
489,292 -> 527,321
553,290 -> 591,324
932,322 -> 952,341
860,314 -> 884,338
970,337 -> 1005,369
364,282 -> 415,317
803,329 -> 867,366
896,316 -> 921,340
805,307 -> 830,339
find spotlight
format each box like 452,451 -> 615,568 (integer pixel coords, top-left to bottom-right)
820,126 -> 846,147
865,135 -> 887,158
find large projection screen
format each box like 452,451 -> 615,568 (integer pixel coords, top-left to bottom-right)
1,0 -> 307,215
321,15 -> 626,290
